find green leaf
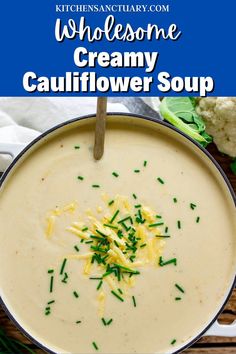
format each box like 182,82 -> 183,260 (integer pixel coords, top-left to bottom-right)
159,97 -> 212,146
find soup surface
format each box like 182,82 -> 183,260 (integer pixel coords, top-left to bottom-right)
0,117 -> 235,354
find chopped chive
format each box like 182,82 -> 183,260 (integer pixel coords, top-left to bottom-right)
118,216 -> 133,224
112,172 -> 119,177
73,291 -> 79,298
175,283 -> 185,293
74,245 -> 80,252
143,160 -> 147,167
113,263 -> 140,274
118,288 -> 123,294
90,246 -> 107,253
171,339 -> 176,345
47,300 -> 55,305
89,277 -> 103,280
96,229 -> 107,237
177,220 -> 181,229
190,203 -> 197,210
107,318 -> 113,325
103,224 -> 118,230
132,296 -> 137,307
109,209 -> 120,224
74,145 -> 80,149
135,204 -> 142,208
47,269 -> 54,274
173,197 -> 178,203
159,256 -> 177,267
165,226 -> 169,233
85,240 -> 93,244
49,276 -> 54,293
140,243 -> 147,248
132,193 -> 137,199
149,222 -> 164,227
175,297 -> 182,301
82,227 -> 88,232
134,169 -> 140,173
45,310 -> 51,316
111,290 -> 124,302
196,216 -> 200,223
156,235 -> 171,238
156,215 -> 162,219
97,280 -> 103,290
76,320 -> 82,324
92,342 -> 99,351
60,258 -> 67,275
157,177 -> 164,184
77,176 -> 84,181
61,272 -> 68,284
92,184 -> 100,188
108,200 -> 114,206
101,318 -> 107,326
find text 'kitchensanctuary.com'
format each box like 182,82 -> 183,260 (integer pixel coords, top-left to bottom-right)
55,4 -> 170,13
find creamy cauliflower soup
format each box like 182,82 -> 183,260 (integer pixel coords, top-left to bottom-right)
0,116 -> 235,354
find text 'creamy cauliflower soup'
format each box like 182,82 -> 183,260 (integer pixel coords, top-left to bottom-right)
0,117 -> 235,354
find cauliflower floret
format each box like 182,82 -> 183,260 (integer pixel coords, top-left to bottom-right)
196,97 -> 236,157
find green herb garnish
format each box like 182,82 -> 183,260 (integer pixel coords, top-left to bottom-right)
49,276 -> 54,293
111,290 -> 124,302
149,222 -> 164,227
159,256 -> 177,267
175,283 -> 185,293
74,145 -> 80,149
47,300 -> 55,305
74,245 -> 80,252
196,216 -> 200,223
155,235 -> 171,238
177,220 -> 181,229
175,297 -> 182,301
97,280 -> 103,290
92,184 -> 100,188
73,291 -> 79,298
173,197 -> 178,203
134,169 -> 140,173
92,342 -> 99,351
171,339 -> 177,345
61,272 -> 68,284
103,224 -> 118,230
112,172 -> 119,177
140,243 -> 147,248
143,160 -> 147,167
132,296 -> 137,307
60,258 -> 67,275
190,203 -> 197,210
157,177 -> 165,184
77,176 -> 84,181
108,200 -> 114,206
132,193 -> 137,199
109,210 -> 120,224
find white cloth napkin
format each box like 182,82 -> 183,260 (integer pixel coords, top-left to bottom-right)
0,98 -> 128,171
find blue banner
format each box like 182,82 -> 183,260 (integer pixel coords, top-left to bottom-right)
0,0 -> 235,96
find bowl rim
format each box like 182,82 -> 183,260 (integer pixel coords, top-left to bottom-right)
0,112 -> 235,354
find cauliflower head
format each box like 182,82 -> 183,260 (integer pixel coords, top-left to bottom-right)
196,97 -> 236,157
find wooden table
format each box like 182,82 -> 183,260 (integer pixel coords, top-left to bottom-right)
0,144 -> 235,354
